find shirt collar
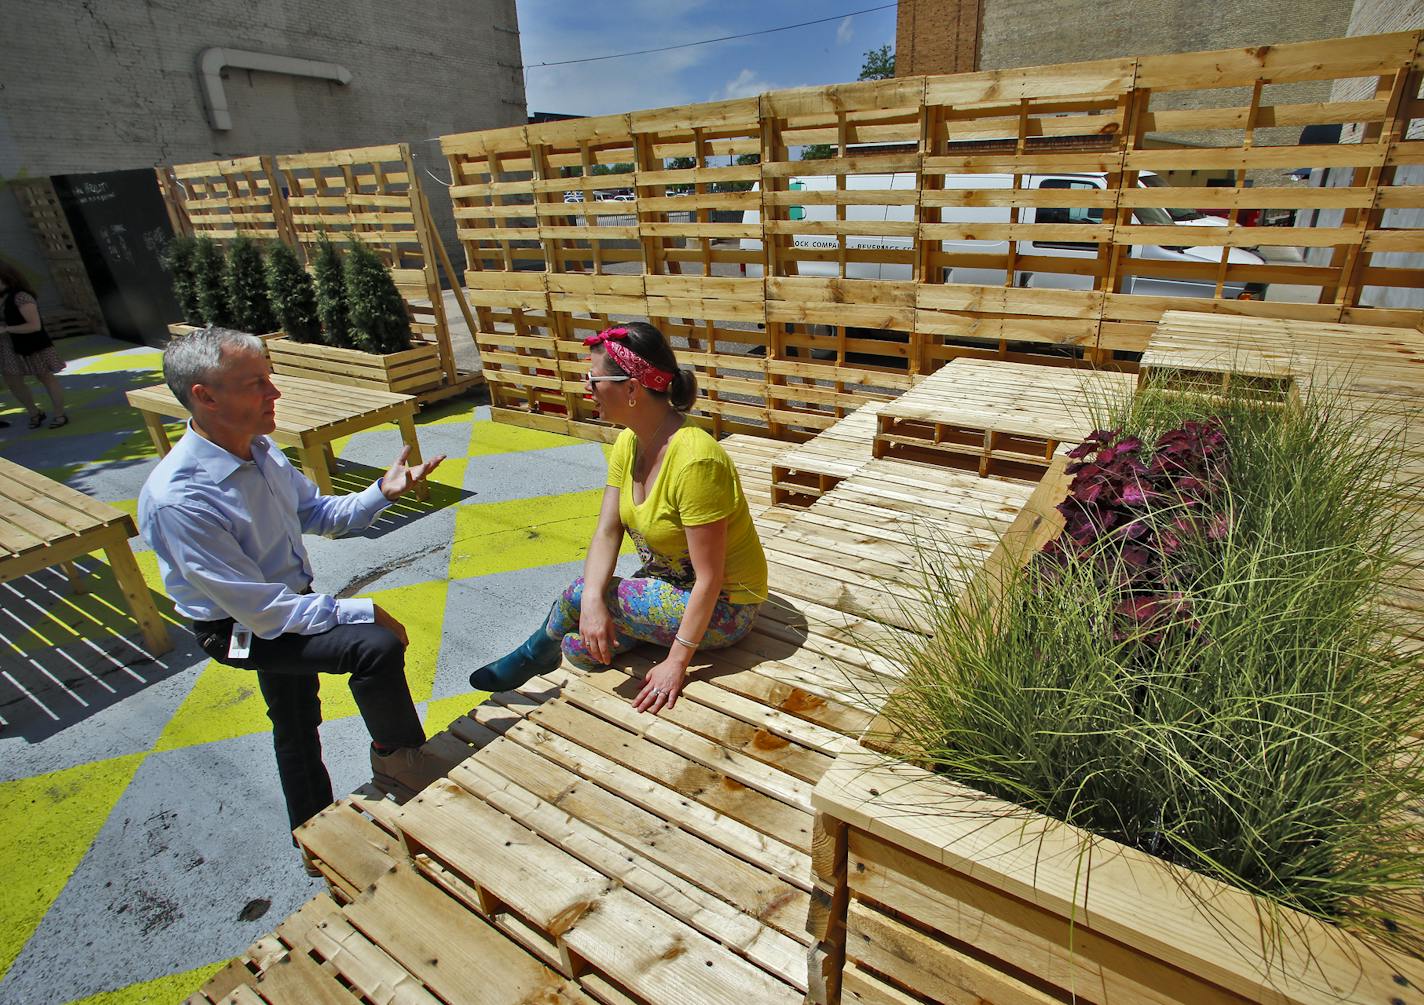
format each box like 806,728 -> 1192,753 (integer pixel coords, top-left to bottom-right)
182,421 -> 267,484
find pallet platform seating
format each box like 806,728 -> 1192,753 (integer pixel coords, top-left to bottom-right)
125,374 -> 429,500
717,433 -> 800,537
770,401 -> 886,508
198,431 -> 1040,1005
0,458 -> 171,656
873,358 -> 1136,479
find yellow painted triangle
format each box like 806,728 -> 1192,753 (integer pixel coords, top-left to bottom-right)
0,752 -> 147,981
63,958 -> 227,1004
468,419 -> 584,457
424,691 -> 487,737
449,488 -> 631,581
154,658 -> 269,753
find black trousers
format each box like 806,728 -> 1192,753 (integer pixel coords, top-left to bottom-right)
193,618 -> 425,833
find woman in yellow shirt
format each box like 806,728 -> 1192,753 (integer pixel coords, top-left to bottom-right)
470,322 -> 768,715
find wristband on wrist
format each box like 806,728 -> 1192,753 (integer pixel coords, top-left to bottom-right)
673,633 -> 699,650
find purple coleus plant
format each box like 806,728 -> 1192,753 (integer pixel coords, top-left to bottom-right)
1040,420 -> 1230,643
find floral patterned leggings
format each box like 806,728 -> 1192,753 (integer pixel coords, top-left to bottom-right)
545,575 -> 760,671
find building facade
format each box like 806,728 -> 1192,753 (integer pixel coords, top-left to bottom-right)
0,0 -> 526,309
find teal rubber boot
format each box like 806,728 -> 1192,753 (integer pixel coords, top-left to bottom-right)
469,623 -> 562,692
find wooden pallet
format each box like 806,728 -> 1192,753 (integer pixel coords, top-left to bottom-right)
718,433 -> 799,538
763,457 -> 1036,636
873,358 -> 1135,479
771,402 -> 886,508
43,308 -> 98,340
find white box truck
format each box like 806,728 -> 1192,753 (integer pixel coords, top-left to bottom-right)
741,170 -> 1267,300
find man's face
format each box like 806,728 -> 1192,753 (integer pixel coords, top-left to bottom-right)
195,348 -> 280,438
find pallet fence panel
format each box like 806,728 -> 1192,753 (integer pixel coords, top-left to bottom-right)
444,124 -> 547,273
275,144 -> 466,390
166,155 -> 292,245
629,98 -> 765,277
1101,31 -> 1424,353
644,275 -> 770,438
528,114 -> 642,276
464,271 -> 563,422
9,177 -> 107,331
431,32 -> 1424,443
764,277 -> 918,439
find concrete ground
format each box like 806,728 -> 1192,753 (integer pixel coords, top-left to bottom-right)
0,334 -> 636,1004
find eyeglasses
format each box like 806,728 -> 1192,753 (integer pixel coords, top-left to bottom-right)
586,373 -> 631,384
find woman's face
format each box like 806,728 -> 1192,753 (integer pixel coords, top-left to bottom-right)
586,348 -> 634,422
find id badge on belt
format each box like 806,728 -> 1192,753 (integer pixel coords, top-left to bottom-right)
228,625 -> 253,659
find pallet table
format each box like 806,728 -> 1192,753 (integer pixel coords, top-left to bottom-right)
126,375 -> 429,500
771,402 -> 886,508
873,359 -> 1135,480
0,458 -> 171,655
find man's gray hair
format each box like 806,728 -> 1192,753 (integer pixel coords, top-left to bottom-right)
164,326 -> 266,409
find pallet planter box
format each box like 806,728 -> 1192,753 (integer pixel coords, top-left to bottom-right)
811,746 -> 1424,1005
266,335 -> 443,396
166,323 -> 284,357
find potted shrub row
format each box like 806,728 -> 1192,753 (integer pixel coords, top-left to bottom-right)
162,234 -> 442,395
811,381 -> 1424,1004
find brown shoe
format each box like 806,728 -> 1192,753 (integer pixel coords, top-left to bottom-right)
370,743 -> 449,801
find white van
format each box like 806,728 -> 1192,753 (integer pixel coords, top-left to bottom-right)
741,171 -> 1267,300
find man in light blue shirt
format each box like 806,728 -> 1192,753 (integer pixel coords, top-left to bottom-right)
139,327 -> 449,856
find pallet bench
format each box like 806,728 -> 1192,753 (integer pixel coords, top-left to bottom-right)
0,457 -> 171,655
873,359 -> 1135,480
126,374 -> 429,500
718,433 -> 799,537
770,402 -> 885,508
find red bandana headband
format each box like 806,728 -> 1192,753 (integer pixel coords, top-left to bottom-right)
582,326 -> 675,393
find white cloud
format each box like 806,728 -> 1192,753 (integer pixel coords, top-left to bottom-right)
717,68 -> 775,101
836,16 -> 853,45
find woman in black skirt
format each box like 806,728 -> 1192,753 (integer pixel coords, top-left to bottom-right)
0,262 -> 68,429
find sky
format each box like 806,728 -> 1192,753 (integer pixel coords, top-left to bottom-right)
513,1 -> 899,118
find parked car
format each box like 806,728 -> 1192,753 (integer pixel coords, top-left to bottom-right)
741,170 -> 1267,300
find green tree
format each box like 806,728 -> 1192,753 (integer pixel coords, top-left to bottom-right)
589,162 -> 634,176
191,236 -> 232,328
666,156 -> 695,195
800,144 -> 835,160
160,235 -> 201,324
225,236 -> 277,334
311,233 -> 349,348
343,240 -> 413,355
264,243 -> 322,344
713,152 -> 761,193
859,44 -> 895,80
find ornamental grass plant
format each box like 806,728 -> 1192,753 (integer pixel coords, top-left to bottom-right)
877,381 -> 1424,954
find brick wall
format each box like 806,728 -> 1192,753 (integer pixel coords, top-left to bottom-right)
0,0 -> 526,307
896,0 -> 982,75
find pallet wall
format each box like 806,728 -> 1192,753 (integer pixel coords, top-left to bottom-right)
442,31 -> 1424,441
158,147 -> 478,396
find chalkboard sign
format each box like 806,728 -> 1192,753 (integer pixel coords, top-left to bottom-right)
52,169 -> 180,344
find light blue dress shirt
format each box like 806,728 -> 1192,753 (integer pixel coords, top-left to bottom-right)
138,425 -> 393,639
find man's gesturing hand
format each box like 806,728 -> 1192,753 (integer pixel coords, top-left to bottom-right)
380,446 -> 445,501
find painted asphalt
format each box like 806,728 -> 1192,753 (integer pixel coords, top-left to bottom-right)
0,336 -> 634,1004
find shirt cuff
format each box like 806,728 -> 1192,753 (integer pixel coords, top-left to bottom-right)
360,478 -> 394,513
335,598 -> 376,624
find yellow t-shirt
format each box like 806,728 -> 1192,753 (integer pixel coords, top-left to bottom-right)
607,425 -> 768,605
